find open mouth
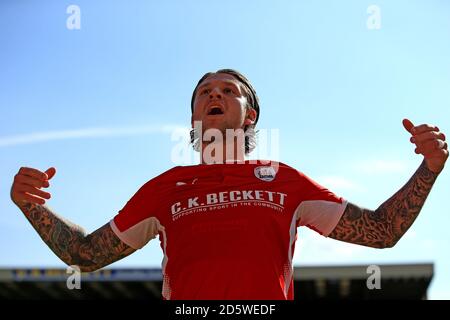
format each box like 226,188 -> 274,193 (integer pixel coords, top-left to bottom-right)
207,105 -> 224,115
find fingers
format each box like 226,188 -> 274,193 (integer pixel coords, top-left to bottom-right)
409,125 -> 447,156
410,131 -> 446,144
18,167 -> 49,181
45,167 -> 57,180
12,166 -> 55,206
15,184 -> 51,199
406,120 -> 449,173
405,119 -> 447,155
415,139 -> 448,156
403,119 -> 440,136
411,124 -> 440,135
402,119 -> 415,134
14,174 -> 50,188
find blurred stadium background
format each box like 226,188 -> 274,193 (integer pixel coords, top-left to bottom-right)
0,263 -> 433,300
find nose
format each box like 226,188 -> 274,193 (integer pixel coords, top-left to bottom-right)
209,88 -> 222,100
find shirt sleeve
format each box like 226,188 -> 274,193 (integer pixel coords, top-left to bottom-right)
110,179 -> 164,250
293,171 -> 348,237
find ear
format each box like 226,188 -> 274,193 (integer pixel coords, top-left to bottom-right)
244,108 -> 257,126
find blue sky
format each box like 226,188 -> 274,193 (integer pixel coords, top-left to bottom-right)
1,0 -> 449,299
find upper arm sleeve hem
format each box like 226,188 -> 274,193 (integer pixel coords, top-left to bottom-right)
109,219 -> 142,250
322,200 -> 348,237
296,199 -> 348,237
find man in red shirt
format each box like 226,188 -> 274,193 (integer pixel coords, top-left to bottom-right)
10,69 -> 448,300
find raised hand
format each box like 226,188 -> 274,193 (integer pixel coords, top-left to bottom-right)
10,167 -> 56,206
403,119 -> 448,174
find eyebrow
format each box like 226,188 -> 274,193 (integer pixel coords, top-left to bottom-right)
197,80 -> 241,92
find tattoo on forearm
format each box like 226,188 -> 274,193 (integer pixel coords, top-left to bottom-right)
329,161 -> 438,248
20,203 -> 134,271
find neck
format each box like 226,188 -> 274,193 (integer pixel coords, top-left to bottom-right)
200,139 -> 245,164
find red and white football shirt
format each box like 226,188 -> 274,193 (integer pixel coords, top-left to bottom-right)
110,161 -> 347,300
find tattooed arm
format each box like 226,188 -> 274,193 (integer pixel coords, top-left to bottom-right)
329,119 -> 448,248
11,167 -> 135,272
20,203 -> 135,272
329,160 -> 438,248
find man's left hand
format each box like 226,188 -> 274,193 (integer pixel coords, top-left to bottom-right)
403,118 -> 449,174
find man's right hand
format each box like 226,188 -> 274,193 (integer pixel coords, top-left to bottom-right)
11,167 -> 56,206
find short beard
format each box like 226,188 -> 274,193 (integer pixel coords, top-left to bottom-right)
190,125 -> 257,155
